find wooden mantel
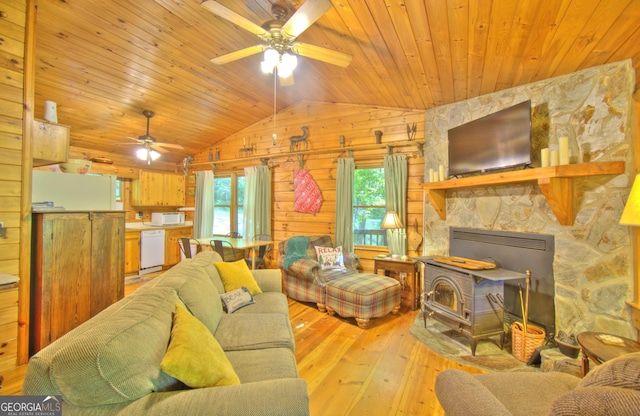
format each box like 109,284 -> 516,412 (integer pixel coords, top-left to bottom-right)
423,161 -> 626,226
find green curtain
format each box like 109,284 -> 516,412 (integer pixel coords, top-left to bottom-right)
194,170 -> 214,239
384,154 -> 407,256
244,165 -> 271,240
335,158 -> 354,252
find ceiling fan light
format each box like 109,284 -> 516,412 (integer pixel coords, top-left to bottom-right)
264,48 -> 279,66
261,60 -> 275,74
136,148 -> 161,161
281,52 -> 297,71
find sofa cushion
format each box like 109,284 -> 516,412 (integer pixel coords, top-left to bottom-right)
48,287 -> 181,406
232,292 -> 289,315
215,313 -> 294,351
146,261 -> 223,335
191,250 -> 226,294
226,348 -> 299,383
215,260 -> 263,295
161,304 -> 240,388
549,386 -> 640,416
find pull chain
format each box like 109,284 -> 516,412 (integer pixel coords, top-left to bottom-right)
272,71 -> 277,145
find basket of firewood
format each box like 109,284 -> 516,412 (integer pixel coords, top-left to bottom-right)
511,270 -> 546,362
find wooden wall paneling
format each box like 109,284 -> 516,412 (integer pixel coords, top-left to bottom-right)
191,101 -> 424,272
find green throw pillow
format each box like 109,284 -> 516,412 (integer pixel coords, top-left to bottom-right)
214,260 -> 263,295
161,304 -> 240,388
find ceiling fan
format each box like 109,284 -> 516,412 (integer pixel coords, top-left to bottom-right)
120,110 -> 184,165
201,0 -> 352,86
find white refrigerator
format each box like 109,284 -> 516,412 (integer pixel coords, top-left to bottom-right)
32,170 -> 118,210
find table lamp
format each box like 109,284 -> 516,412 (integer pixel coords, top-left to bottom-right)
381,211 -> 404,258
620,174 -> 640,319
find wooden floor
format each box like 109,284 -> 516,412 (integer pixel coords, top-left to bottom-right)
11,275 -> 485,416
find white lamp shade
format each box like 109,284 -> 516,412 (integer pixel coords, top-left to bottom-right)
620,174 -> 640,226
381,211 -> 403,229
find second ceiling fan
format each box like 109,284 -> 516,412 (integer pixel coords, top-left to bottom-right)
201,0 -> 352,86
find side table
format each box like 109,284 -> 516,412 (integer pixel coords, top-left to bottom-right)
576,331 -> 640,376
373,257 -> 420,310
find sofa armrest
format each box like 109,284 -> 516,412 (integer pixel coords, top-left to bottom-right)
278,255 -> 321,281
62,379 -> 310,416
435,370 -> 512,416
251,269 -> 282,293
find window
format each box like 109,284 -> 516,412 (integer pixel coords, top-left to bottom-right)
213,174 -> 245,236
353,167 -> 386,246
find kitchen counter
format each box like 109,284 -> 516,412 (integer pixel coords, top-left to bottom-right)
125,221 -> 193,231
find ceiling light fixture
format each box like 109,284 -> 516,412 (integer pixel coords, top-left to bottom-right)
260,48 -> 298,77
136,147 -> 161,163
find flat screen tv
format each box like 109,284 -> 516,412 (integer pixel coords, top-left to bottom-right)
447,100 -> 532,177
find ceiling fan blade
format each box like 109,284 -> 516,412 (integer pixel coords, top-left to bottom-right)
150,145 -> 170,154
281,0 -> 332,39
201,1 -> 269,38
291,42 -> 353,67
279,72 -> 295,87
153,142 -> 185,150
211,44 -> 266,65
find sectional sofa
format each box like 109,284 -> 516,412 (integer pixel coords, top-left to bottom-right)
23,251 -> 309,415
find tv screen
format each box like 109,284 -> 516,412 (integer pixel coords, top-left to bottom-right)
447,100 -> 532,177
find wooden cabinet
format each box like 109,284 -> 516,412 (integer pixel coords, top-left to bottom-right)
0,285 -> 18,378
31,211 -> 125,354
32,119 -> 69,166
130,171 -> 185,207
125,230 -> 141,275
165,227 -> 193,266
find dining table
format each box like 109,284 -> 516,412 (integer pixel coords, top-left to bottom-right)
195,236 -> 274,269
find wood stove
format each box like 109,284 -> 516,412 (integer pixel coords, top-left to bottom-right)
419,259 -> 526,356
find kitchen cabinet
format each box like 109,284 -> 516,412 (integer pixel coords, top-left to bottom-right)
130,171 -> 185,207
165,227 -> 193,266
125,230 -> 141,275
31,211 -> 125,355
32,119 -> 69,166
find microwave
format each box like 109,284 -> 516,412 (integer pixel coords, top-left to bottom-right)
151,212 -> 185,226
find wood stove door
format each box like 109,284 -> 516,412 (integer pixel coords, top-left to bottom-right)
425,273 -> 467,323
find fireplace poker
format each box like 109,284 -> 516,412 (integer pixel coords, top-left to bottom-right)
518,284 -> 527,334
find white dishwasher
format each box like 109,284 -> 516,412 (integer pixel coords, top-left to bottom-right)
140,229 -> 165,274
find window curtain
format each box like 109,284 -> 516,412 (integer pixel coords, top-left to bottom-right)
194,170 -> 214,239
384,154 -> 407,256
244,165 -> 271,240
335,158 -> 355,252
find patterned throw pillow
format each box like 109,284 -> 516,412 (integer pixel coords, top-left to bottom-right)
314,246 -> 346,270
220,286 -> 255,314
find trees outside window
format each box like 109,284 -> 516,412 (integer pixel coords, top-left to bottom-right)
353,168 -> 386,246
213,174 -> 245,236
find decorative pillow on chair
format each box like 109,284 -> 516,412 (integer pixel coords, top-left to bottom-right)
314,246 -> 345,270
161,304 -> 240,388
220,286 -> 255,314
214,260 -> 263,295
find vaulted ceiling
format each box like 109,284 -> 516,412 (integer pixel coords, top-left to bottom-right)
33,0 -> 640,165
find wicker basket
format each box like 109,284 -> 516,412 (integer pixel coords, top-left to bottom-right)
511,322 -> 546,362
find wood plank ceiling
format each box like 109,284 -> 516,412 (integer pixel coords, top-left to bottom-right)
33,0 -> 640,165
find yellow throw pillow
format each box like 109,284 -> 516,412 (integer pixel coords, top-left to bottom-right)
214,260 -> 263,295
161,304 -> 240,388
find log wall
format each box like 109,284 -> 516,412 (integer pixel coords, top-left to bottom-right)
189,101 -> 425,272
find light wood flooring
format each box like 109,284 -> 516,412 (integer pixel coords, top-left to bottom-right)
10,275 -> 485,415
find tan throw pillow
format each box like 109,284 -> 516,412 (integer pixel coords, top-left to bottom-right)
214,260 -> 263,295
161,304 -> 240,388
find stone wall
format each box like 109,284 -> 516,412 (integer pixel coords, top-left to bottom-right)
423,60 -> 636,338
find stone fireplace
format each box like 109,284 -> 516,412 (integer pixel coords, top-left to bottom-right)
422,60 -> 636,339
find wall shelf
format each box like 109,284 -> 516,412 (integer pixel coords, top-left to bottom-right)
189,140 -> 424,168
423,161 -> 626,225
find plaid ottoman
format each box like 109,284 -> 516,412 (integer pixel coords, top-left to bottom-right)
325,273 -> 401,329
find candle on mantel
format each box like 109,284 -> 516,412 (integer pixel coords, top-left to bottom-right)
243,137 -> 246,147
550,150 -> 559,166
541,148 -> 550,167
439,165 -> 446,181
558,136 -> 569,165
429,168 -> 434,182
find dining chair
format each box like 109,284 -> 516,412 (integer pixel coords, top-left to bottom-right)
245,234 -> 272,269
210,239 -> 244,262
178,238 -> 202,259
226,232 -> 242,238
